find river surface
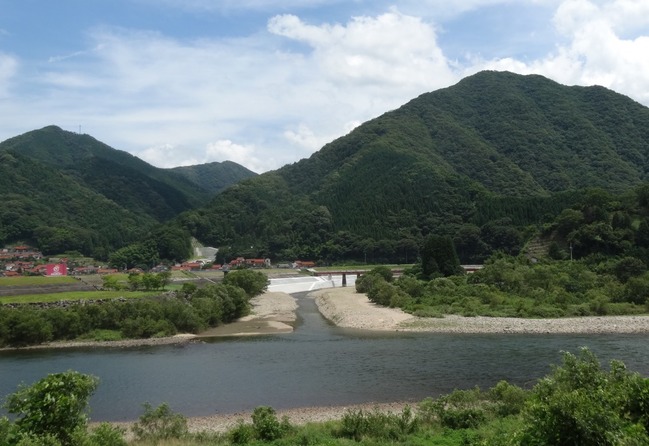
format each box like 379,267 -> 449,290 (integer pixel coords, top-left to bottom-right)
1,287 -> 649,421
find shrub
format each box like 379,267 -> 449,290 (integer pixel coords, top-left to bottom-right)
411,307 -> 444,318
521,348 -> 649,445
488,380 -> 528,416
339,407 -> 418,441
367,280 -> 397,306
3,310 -> 53,347
613,256 -> 647,283
223,269 -> 268,298
228,420 -> 255,445
251,406 -> 289,441
179,282 -> 197,297
395,275 -> 425,298
86,423 -> 127,446
421,387 -> 488,429
623,273 -> 649,304
368,265 -> 394,282
4,371 -> 98,446
355,273 -> 384,294
131,402 -> 188,442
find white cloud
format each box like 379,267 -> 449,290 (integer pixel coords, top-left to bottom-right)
268,11 -> 454,88
2,1 -> 649,173
0,52 -> 18,96
469,0 -> 649,105
205,140 -> 265,173
19,10 -> 458,172
137,140 -> 265,173
284,124 -> 321,151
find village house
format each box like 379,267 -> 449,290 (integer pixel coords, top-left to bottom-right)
227,257 -> 271,268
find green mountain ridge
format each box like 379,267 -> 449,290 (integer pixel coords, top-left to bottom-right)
0,126 -> 257,257
0,126 -> 211,221
176,71 -> 649,262
0,150 -> 153,258
169,161 -> 257,194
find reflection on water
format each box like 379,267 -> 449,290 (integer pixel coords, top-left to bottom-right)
1,292 -> 648,421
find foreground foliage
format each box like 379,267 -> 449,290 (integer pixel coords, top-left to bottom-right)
3,349 -> 649,445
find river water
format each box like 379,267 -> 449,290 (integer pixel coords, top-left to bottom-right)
1,282 -> 649,421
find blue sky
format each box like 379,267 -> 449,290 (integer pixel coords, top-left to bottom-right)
1,0 -> 648,172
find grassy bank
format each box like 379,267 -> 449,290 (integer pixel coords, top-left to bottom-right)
0,290 -> 158,304
0,276 -> 78,286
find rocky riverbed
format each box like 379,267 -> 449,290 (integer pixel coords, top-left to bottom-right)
312,286 -> 649,334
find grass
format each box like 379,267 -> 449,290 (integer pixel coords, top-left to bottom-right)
0,276 -> 78,287
0,290 -> 159,304
78,329 -> 124,341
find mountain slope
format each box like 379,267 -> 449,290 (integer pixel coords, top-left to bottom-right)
169,161 -> 257,194
0,126 -> 210,221
177,71 -> 649,260
0,150 -> 155,257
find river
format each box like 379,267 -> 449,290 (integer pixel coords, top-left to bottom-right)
1,279 -> 648,421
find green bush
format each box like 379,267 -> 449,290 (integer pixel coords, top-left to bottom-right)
338,407 -> 418,441
488,380 -> 528,416
521,348 -> 649,445
420,387 -> 488,429
84,423 -> 127,446
368,265 -> 394,282
251,406 -> 289,441
355,273 -> 384,294
396,275 -> 424,297
367,280 -> 397,306
228,420 -> 254,445
4,371 -> 98,446
223,269 -> 268,298
2,310 -> 53,347
131,402 -> 188,442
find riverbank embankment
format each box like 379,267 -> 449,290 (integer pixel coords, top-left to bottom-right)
1,291 -> 297,351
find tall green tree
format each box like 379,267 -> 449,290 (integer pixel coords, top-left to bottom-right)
419,235 -> 463,279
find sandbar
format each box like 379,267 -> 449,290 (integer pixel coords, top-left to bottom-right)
312,286 -> 649,334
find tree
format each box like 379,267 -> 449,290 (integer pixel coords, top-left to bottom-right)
222,269 -> 268,298
158,271 -> 172,290
4,371 -> 98,445
419,235 -> 463,280
131,402 -> 188,442
521,349 -> 649,445
150,225 -> 191,262
613,257 -> 647,283
101,275 -> 122,291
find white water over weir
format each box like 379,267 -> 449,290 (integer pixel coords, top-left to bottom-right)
267,274 -> 358,293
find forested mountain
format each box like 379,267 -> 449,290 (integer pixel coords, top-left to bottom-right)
175,71 -> 649,264
0,126 -> 255,258
0,150 -> 154,259
169,161 -> 257,194
0,126 -> 211,221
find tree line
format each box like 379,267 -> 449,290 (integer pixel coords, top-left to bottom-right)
0,270 -> 268,348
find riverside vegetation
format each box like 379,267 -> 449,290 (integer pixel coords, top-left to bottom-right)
0,269 -> 268,347
353,183 -> 649,319
356,254 -> 649,319
2,349 -> 649,445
